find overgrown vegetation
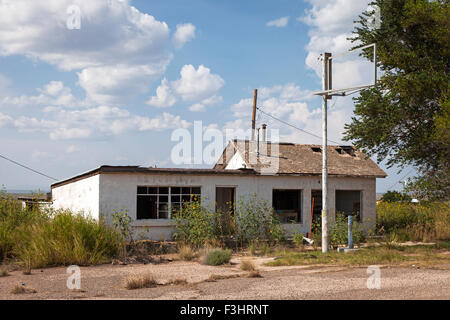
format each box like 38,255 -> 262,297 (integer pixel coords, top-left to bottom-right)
310,213 -> 366,249
376,202 -> 450,242
124,272 -> 157,290
240,259 -> 256,271
266,242 -> 450,268
202,248 -> 232,266
173,194 -> 284,248
0,192 -> 121,268
10,283 -> 37,294
178,245 -> 196,261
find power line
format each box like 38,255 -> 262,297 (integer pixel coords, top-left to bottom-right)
0,154 -> 58,181
256,106 -> 343,145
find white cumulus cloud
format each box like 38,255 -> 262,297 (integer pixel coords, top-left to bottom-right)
266,16 -> 289,28
0,0 -> 183,105
146,78 -> 177,108
173,23 -> 196,48
147,65 -> 225,110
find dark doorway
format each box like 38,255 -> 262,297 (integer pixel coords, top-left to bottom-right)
311,190 -> 322,222
216,187 -> 235,214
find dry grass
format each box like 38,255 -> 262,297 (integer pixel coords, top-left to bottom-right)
123,272 -> 157,290
0,269 -> 9,277
167,277 -> 188,286
178,245 -> 196,261
247,270 -> 263,278
265,242 -> 450,268
240,259 -> 256,271
205,273 -> 241,282
10,283 -> 36,294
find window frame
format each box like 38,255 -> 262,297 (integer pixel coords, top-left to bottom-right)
272,189 -> 302,224
136,186 -> 201,220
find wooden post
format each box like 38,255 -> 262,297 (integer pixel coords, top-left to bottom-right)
251,89 -> 258,141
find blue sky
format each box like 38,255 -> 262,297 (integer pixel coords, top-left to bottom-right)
0,0 -> 415,192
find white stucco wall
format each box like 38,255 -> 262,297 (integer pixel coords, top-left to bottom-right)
52,174 -> 100,220
94,173 -> 377,240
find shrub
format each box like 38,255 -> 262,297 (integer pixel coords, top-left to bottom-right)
172,201 -> 219,247
124,273 -> 157,290
261,242 -> 271,256
203,248 -> 232,266
173,194 -> 285,248
248,241 -> 257,255
240,259 -> 256,271
235,195 -> 285,246
329,213 -> 365,247
292,228 -> 304,249
112,210 -> 133,242
178,245 -> 196,261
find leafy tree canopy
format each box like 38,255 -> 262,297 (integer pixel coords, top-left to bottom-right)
380,190 -> 412,202
344,0 -> 449,200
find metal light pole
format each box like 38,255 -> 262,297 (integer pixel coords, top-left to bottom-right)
321,53 -> 331,253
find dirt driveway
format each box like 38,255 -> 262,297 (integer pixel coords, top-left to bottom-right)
1,257 -> 449,300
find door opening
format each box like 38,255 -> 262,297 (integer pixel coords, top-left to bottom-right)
216,187 -> 235,215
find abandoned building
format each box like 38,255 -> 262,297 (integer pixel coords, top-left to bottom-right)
51,139 -> 387,240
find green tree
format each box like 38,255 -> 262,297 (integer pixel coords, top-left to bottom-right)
344,0 -> 449,200
380,190 -> 412,202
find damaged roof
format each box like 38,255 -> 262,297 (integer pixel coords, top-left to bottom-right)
213,140 -> 387,178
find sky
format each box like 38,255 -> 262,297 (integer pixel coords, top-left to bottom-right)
0,0 -> 415,192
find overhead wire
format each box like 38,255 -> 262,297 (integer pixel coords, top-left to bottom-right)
0,153 -> 58,181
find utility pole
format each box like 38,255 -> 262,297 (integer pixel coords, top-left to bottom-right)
312,44 -> 377,253
321,53 -> 331,253
251,89 -> 258,141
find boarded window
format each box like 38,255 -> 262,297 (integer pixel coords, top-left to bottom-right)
136,186 -> 201,220
272,189 -> 302,223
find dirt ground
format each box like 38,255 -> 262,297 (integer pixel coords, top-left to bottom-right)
1,256 -> 449,300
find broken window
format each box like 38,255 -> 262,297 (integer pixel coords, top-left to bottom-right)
335,190 -> 362,221
272,189 -> 302,223
136,186 -> 201,219
340,146 -> 355,156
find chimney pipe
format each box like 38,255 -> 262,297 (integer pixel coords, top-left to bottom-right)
262,124 -> 267,142
257,127 -> 260,156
